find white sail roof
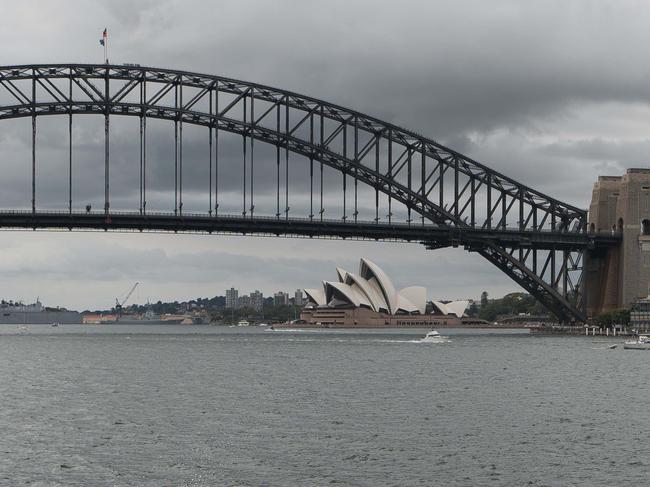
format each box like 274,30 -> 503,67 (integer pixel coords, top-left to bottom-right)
445,300 -> 469,318
336,267 -> 350,283
344,272 -> 389,313
324,281 -> 371,308
359,258 -> 397,314
304,288 -> 326,306
395,294 -> 419,314
304,258 -> 444,316
432,300 -> 468,317
398,286 -> 427,314
430,301 -> 448,315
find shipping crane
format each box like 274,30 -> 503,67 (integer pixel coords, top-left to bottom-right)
115,282 -> 139,315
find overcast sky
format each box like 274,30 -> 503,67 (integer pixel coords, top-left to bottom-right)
0,0 -> 648,310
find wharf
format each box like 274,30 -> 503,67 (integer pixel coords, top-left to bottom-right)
531,325 -> 634,337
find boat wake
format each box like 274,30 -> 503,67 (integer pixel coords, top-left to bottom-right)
266,328 -> 331,333
377,338 -> 451,344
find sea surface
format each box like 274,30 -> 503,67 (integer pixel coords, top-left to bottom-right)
0,325 -> 648,486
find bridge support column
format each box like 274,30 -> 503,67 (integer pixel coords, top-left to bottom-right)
585,246 -> 620,317
587,169 -> 650,316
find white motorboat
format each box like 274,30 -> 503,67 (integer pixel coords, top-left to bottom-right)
237,320 -> 250,327
623,335 -> 650,350
421,330 -> 446,343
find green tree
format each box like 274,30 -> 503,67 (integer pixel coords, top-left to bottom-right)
595,309 -> 630,327
478,292 -> 547,322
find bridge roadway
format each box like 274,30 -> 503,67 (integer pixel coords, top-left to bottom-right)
0,210 -> 620,250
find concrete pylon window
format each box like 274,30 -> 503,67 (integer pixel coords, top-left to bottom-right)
590,223 -> 595,233
618,218 -> 624,233
642,219 -> 650,236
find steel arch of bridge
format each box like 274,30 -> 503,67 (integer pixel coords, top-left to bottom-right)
0,64 -> 618,322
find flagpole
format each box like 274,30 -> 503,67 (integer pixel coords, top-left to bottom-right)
99,29 -> 108,63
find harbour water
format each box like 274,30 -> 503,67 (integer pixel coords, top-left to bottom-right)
1,325 -> 648,486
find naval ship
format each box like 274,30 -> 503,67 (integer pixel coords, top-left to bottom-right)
0,299 -> 82,324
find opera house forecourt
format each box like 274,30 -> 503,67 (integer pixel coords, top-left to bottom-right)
292,258 -> 483,328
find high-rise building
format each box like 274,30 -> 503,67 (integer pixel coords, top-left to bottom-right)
274,291 -> 289,306
225,287 -> 239,309
238,295 -> 251,309
294,289 -> 304,307
250,290 -> 264,311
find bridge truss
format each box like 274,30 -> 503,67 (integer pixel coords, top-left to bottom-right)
0,64 -> 619,322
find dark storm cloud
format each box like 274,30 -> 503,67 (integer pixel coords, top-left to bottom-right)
2,0 -> 648,208
139,1 -> 650,136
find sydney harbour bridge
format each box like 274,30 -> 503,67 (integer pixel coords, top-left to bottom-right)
0,64 -> 620,322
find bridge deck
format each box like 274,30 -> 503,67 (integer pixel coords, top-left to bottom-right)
0,211 -> 619,250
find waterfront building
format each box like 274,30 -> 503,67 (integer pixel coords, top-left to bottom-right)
630,297 -> 650,331
225,288 -> 239,309
300,258 -> 470,327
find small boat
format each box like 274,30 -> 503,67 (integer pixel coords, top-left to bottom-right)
237,320 -> 250,327
421,330 -> 446,343
623,335 -> 650,350
51,322 -> 59,327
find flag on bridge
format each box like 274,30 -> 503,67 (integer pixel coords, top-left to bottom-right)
99,28 -> 107,46
100,28 -> 108,64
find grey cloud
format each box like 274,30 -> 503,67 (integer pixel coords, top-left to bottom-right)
0,232 -> 512,309
540,138 -> 650,168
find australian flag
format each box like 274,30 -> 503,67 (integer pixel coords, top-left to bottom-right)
99,28 -> 107,46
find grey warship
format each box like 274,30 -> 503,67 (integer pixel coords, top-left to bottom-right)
0,299 -> 82,324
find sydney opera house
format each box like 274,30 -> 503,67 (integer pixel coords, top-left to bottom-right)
298,258 -> 472,328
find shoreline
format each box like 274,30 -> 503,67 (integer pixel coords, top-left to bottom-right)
272,323 -> 534,330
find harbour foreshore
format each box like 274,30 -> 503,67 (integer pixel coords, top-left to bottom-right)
531,325 -> 635,337
273,322 -> 534,330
